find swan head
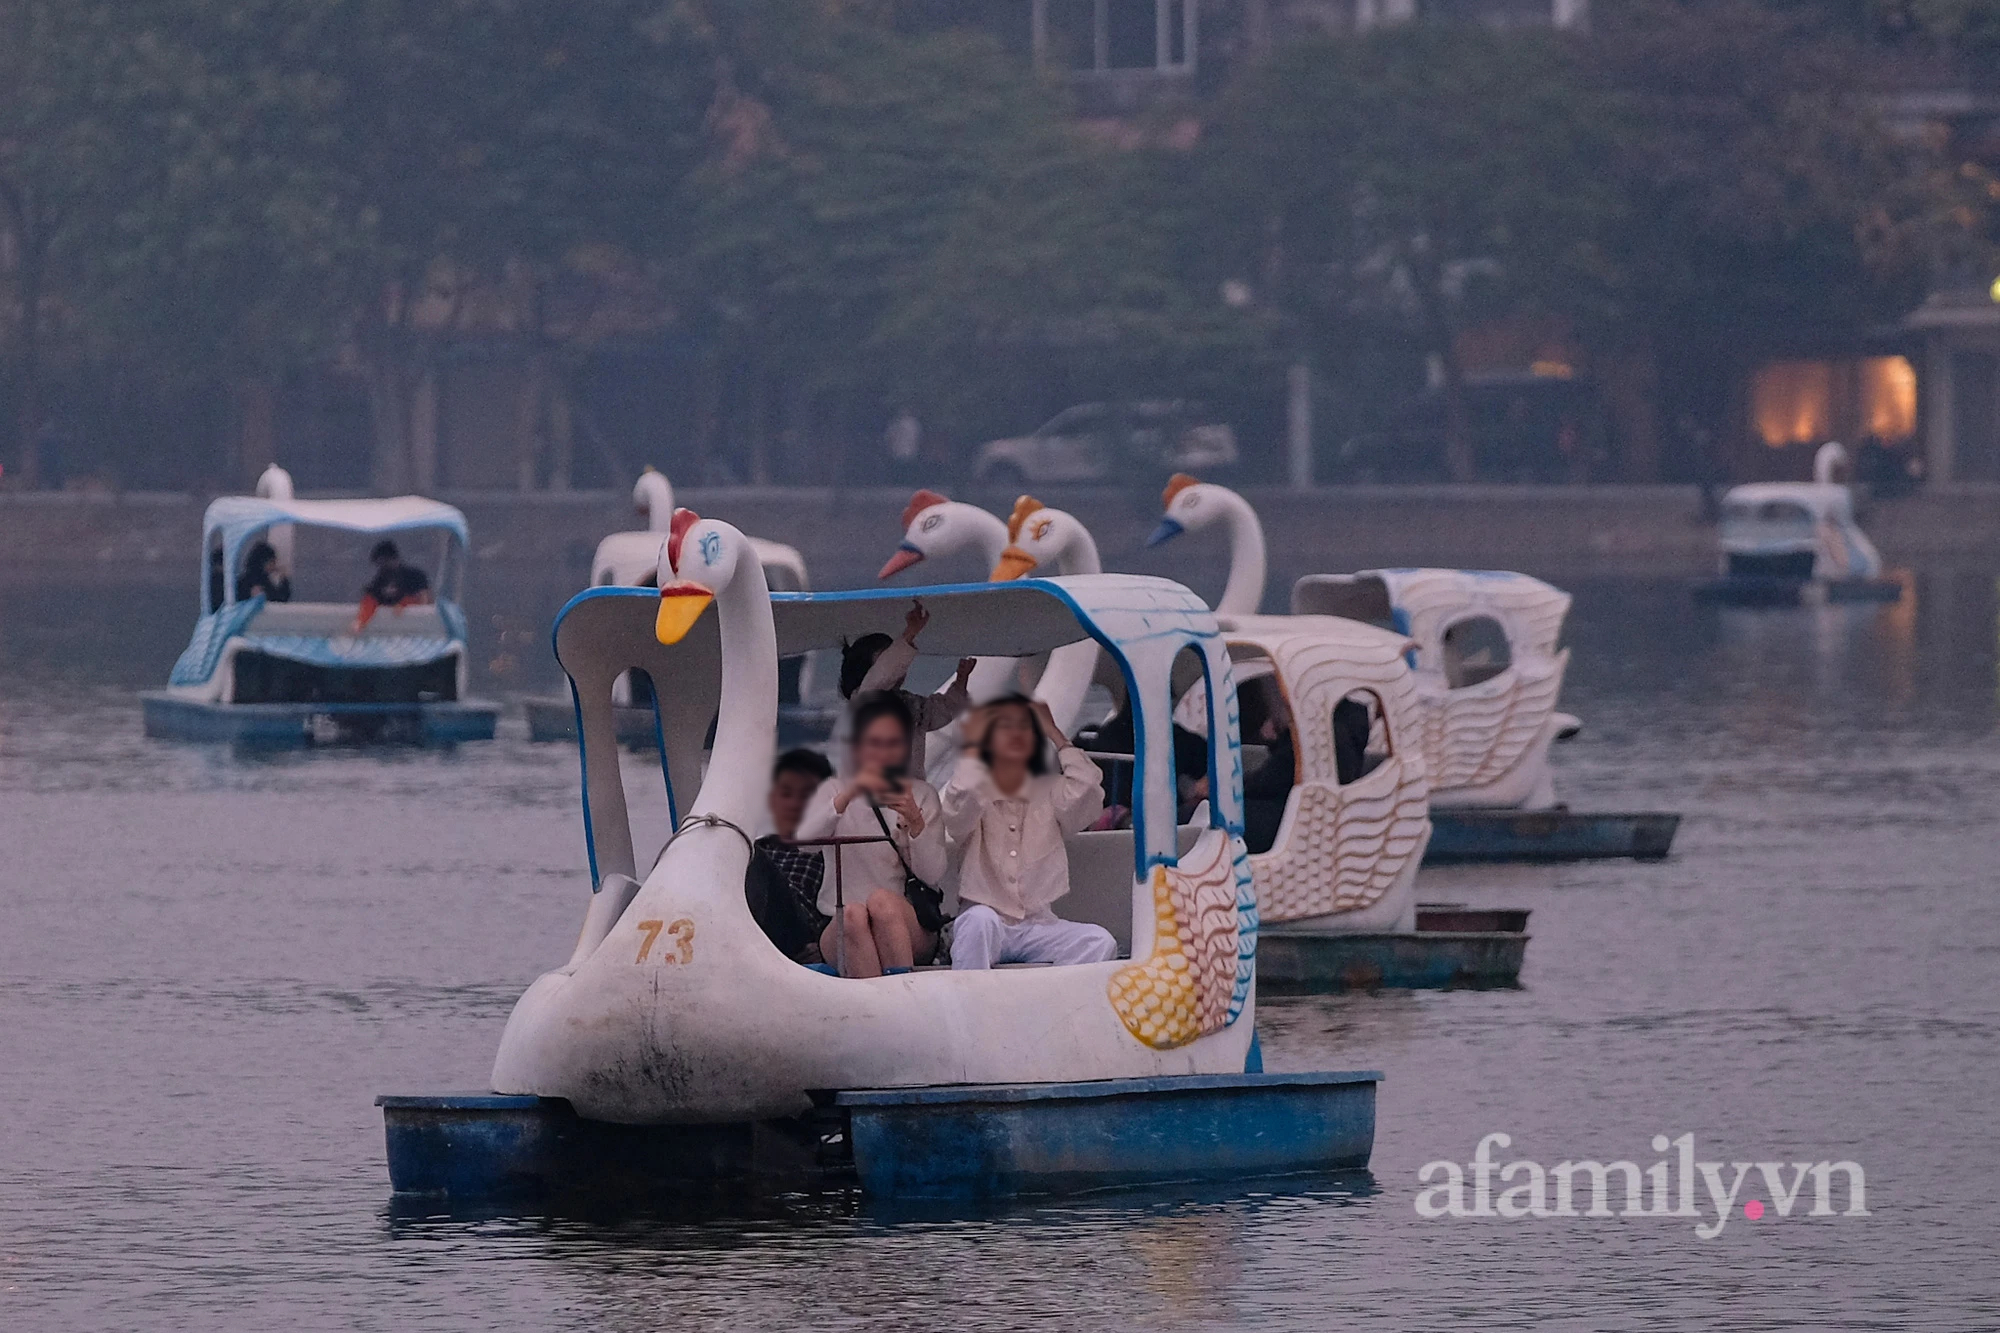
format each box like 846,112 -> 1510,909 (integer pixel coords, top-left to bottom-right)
1147,473 -> 1219,547
879,488 -> 956,579
254,464 -> 294,501
991,495 -> 1058,581
633,466 -> 675,530
652,507 -> 740,644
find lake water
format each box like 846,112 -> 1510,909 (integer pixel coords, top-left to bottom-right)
2,561 -> 1997,1331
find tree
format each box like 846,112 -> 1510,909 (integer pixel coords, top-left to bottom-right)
1586,1 -> 1941,463
671,14 -> 1107,480
880,137 -> 1269,447
0,0 -> 181,485
1199,27 -> 1625,481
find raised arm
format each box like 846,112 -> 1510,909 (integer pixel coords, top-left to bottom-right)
795,779 -> 843,843
858,636 -> 918,696
1051,743 -> 1108,833
941,753 -> 1000,840
903,783 -> 948,886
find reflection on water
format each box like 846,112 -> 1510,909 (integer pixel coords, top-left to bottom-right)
1,564 -> 1997,1331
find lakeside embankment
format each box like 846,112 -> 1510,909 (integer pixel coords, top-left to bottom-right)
4,484 -> 1997,592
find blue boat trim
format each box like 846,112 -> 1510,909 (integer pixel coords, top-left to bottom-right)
1425,808 -> 1680,864
835,1070 -> 1381,1107
376,1093 -> 552,1110
142,694 -> 499,746
841,1068 -> 1379,1199
1256,928 -> 1528,991
379,1070 -> 1380,1203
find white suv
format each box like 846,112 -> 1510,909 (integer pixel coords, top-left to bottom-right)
974,401 -> 1238,487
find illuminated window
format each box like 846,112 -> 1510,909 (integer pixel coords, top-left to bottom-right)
1750,356 -> 1918,448
1858,356 -> 1917,442
1752,361 -> 1834,447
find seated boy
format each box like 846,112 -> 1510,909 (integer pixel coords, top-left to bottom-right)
745,748 -> 836,960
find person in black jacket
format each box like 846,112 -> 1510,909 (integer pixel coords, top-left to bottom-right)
744,748 -> 836,960
239,541 -> 292,603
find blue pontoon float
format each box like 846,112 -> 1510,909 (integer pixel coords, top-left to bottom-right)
380,512 -> 1377,1206
142,494 -> 498,745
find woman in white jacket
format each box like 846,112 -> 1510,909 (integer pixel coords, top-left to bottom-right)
797,694 -> 947,976
942,695 -> 1117,970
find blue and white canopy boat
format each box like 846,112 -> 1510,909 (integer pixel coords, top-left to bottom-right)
141,493 -> 499,744
380,511 -> 1381,1203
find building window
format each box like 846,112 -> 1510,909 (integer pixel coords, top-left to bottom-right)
1859,355 -> 1918,442
1751,360 -> 1835,447
1751,356 -> 1917,448
1036,0 -> 1196,74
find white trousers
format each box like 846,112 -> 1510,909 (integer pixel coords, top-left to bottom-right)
950,905 -> 1118,970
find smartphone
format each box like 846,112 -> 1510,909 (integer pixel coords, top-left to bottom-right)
881,764 -> 909,792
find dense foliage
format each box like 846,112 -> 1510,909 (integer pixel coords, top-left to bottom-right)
0,0 -> 1987,487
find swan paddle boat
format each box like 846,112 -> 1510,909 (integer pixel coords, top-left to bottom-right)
1693,443 -> 1901,607
1153,476 -> 1677,863
380,510 -> 1380,1205
522,467 -> 830,745
141,485 -> 498,745
989,499 -> 1527,990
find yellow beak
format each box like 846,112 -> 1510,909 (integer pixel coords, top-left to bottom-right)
989,546 -> 1039,581
654,585 -> 715,644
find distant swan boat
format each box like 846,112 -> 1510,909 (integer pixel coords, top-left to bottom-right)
1694,444 -> 1902,606
141,474 -> 498,745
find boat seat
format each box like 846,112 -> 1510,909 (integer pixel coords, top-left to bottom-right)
1061,823 -> 1207,955
246,601 -> 451,640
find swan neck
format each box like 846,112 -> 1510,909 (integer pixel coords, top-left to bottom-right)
691,571 -> 778,825
1217,492 -> 1267,615
1055,520 -> 1102,576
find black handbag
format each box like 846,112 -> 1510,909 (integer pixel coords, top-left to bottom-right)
869,799 -> 947,935
743,843 -> 822,960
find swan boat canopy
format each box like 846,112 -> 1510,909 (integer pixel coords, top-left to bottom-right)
1158,614 -> 1433,933
1291,568 -> 1572,810
522,471 -> 816,744
492,515 -> 1260,1124
1712,484 -> 1886,585
142,494 -> 498,744
1697,441 -> 1898,605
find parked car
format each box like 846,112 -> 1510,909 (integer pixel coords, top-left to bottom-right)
974,401 -> 1238,487
1332,372 -> 1606,484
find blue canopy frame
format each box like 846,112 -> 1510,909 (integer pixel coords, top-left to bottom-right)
199,495 -> 471,613
548,575 -> 1248,890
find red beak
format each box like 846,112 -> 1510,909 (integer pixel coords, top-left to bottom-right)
879,544 -> 925,580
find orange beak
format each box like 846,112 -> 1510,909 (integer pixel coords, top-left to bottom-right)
989,546 -> 1038,581
879,544 -> 925,580
655,581 -> 715,644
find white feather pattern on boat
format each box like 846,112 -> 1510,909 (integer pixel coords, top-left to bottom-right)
1240,618 -> 1430,923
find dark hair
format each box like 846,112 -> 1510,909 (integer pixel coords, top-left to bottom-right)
245,540 -> 278,572
848,691 -> 915,759
839,633 -> 895,699
773,747 -> 834,783
369,539 -> 401,563
980,693 -> 1050,776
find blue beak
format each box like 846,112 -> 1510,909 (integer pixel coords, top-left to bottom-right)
1146,518 -> 1186,548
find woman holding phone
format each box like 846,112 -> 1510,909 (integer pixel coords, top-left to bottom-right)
796,693 -> 947,977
